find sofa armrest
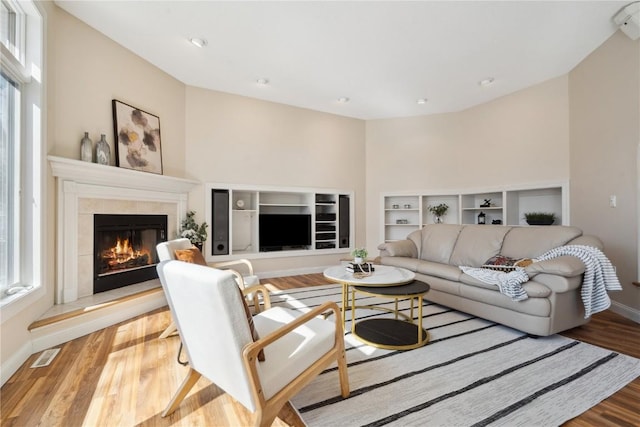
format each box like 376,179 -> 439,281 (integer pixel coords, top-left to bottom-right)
524,256 -> 585,278
378,240 -> 418,258
531,274 -> 583,293
566,235 -> 603,250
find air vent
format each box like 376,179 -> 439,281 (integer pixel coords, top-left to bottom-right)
30,348 -> 60,368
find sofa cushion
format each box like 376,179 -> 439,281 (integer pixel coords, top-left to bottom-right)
500,226 -> 583,259
418,224 -> 463,264
459,285 -> 551,317
379,256 -> 421,272
448,225 -> 511,267
416,260 -> 462,281
459,274 -> 551,298
414,273 -> 461,296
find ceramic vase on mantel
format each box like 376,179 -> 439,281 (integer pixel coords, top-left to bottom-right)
80,132 -> 93,162
96,134 -> 110,165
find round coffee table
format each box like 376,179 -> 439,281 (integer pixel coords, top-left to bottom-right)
323,265 -> 416,325
352,281 -> 431,350
323,265 -> 429,350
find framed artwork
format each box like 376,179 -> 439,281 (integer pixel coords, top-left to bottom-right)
112,100 -> 163,174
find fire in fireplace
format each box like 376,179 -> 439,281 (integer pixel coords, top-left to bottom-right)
94,214 -> 167,294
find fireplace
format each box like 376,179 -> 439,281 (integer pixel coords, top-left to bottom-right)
94,214 -> 168,294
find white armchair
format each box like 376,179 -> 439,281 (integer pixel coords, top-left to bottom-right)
156,238 -> 260,289
157,260 -> 349,427
156,238 -> 269,339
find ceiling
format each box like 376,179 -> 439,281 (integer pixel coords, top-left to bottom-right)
54,1 -> 628,120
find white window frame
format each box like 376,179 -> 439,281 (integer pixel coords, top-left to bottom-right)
0,0 -> 45,313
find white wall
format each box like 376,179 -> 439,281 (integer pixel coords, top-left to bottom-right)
48,8 -> 187,177
184,87 -> 367,274
365,76 -> 570,254
569,31 -> 640,317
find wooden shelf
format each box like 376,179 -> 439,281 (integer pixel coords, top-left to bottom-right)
206,184 -> 354,261
382,182 -> 568,242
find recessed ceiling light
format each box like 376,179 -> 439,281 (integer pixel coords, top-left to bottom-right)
189,37 -> 208,48
337,97 -> 350,103
479,77 -> 495,87
417,98 -> 428,104
256,78 -> 269,86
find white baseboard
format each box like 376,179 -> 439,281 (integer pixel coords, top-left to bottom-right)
30,292 -> 167,354
609,300 -> 640,323
1,341 -> 33,386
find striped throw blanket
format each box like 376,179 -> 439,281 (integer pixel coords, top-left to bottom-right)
537,245 -> 621,317
461,245 -> 621,318
459,266 -> 530,301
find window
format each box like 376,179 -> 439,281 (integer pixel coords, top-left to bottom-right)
0,0 -> 43,307
0,72 -> 20,296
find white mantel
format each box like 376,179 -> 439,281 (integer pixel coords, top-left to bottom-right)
48,156 -> 199,303
49,155 -> 198,193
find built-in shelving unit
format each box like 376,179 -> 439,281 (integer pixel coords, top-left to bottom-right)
315,193 -> 338,250
382,182 -> 568,242
205,184 -> 354,261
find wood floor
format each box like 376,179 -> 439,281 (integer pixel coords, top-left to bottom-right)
2,273 -> 639,426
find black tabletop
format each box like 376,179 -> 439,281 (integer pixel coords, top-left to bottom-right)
354,280 -> 430,296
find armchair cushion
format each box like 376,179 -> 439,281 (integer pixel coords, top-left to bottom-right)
174,247 -> 207,265
252,307 -> 336,400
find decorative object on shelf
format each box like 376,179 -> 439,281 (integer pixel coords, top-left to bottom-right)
112,99 -> 163,174
80,132 -> 93,162
180,210 -> 209,251
492,219 -> 502,225
236,199 -> 245,209
428,203 -> 449,224
478,211 -> 486,224
396,219 -> 409,224
96,134 -> 110,165
480,199 -> 492,208
392,204 -> 399,209
524,212 -> 556,226
404,204 -> 411,209
352,247 -> 368,264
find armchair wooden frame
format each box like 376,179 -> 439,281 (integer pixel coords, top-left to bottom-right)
162,301 -> 349,427
211,259 -> 256,289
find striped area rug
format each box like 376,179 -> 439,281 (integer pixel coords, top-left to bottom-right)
269,284 -> 640,427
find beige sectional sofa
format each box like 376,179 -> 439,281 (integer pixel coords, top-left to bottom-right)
377,224 -> 604,336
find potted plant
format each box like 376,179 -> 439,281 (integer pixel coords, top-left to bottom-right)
524,212 -> 556,226
428,203 -> 449,223
180,210 -> 209,250
352,248 -> 368,264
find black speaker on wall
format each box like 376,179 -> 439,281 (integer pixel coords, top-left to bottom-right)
211,189 -> 229,255
339,195 -> 350,248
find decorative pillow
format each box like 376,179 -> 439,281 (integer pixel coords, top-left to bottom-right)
482,255 -> 534,271
237,286 -> 265,361
174,247 -> 207,265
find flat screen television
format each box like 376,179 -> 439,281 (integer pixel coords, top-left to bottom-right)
259,214 -> 311,251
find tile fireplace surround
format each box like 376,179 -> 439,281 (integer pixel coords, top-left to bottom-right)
49,156 -> 199,304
